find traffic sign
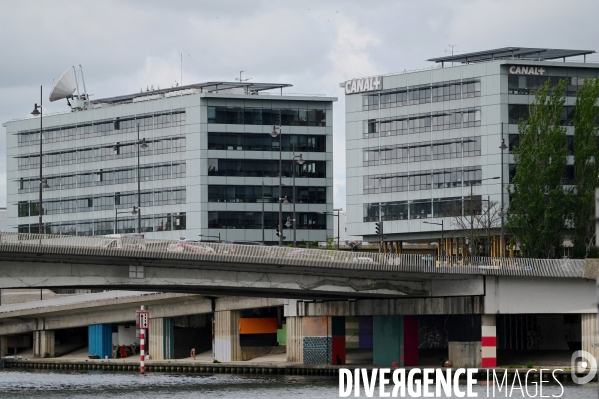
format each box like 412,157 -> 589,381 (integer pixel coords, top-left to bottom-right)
138,311 -> 149,329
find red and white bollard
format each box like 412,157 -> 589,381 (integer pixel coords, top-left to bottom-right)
140,331 -> 145,374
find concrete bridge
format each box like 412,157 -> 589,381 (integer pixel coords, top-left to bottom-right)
0,233 -> 592,299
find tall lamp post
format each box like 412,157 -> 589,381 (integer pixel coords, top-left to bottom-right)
499,130 -> 508,258
114,206 -> 139,234
291,145 -> 305,247
423,220 -> 444,257
31,87 -> 50,234
270,124 -> 284,246
114,124 -> 148,234
318,209 -> 342,250
468,176 -> 499,256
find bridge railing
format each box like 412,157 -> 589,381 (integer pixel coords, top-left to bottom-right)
0,232 -> 585,278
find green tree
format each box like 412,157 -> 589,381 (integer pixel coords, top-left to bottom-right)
570,78 -> 599,258
325,235 -> 337,250
507,79 -> 569,258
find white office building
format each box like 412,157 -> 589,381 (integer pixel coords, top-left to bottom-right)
343,47 -> 597,255
4,79 -> 335,243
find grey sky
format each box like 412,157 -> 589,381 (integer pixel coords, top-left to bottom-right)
2,0 -> 599,209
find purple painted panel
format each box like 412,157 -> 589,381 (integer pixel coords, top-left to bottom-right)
359,316 -> 373,349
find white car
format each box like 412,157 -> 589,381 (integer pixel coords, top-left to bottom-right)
352,257 -> 374,263
167,240 -> 215,254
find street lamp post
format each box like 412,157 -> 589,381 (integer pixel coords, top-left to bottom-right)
423,220 -> 444,257
114,125 -> 148,234
318,209 -> 342,250
31,87 -> 49,234
291,145 -> 305,247
468,176 -> 499,256
270,124 -> 283,246
136,124 -> 148,233
114,206 -> 139,234
499,127 -> 508,258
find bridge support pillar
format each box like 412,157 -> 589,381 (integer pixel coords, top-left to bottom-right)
33,330 -> 55,358
296,316 -> 345,365
0,335 -> 8,358
447,314 -> 495,368
286,316 -> 303,363
149,318 -> 174,360
214,310 -> 242,362
372,315 -> 418,367
88,324 -> 112,359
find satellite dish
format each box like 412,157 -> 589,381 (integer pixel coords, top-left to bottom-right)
49,67 -> 77,102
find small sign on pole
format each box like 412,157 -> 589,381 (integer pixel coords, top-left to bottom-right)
138,310 -> 149,374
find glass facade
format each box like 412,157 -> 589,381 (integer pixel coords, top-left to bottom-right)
208,133 -> 325,152
363,196 -> 482,222
207,106 -> 326,126
208,185 -> 326,204
208,211 -> 326,230
18,212 -> 187,235
363,167 -> 482,194
207,159 -> 326,178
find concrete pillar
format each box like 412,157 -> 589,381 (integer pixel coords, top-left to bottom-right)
332,316 -> 346,365
286,316 -> 303,363
404,315 -> 419,366
300,316 -> 344,365
345,317 -> 359,349
88,324 -> 112,359
33,330 -> 55,358
214,310 -> 241,362
0,335 -> 8,358
481,314 -> 497,367
582,314 -> 598,358
373,315 -> 404,366
149,317 -> 174,360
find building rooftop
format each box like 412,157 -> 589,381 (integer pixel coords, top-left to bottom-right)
92,81 -> 294,105
427,47 -> 595,64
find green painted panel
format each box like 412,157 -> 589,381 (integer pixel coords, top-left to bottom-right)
373,315 -> 404,367
277,324 -> 287,346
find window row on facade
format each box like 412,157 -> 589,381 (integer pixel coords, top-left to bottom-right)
208,185 -> 326,204
18,162 -> 186,193
363,167 -> 482,194
208,211 -> 326,230
17,187 -> 186,217
363,107 -> 481,138
208,132 -> 326,152
508,75 -> 593,96
362,79 -> 481,110
17,137 -> 186,170
208,159 -> 327,178
363,136 -> 481,166
207,106 -> 326,126
508,104 -> 575,125
17,212 -> 186,235
363,195 -> 483,222
17,110 -> 186,147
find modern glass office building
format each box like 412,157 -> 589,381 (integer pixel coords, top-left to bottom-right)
343,47 -> 597,255
4,82 -> 335,243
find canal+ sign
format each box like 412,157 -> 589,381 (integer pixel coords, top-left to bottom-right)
509,66 -> 546,75
345,76 -> 382,95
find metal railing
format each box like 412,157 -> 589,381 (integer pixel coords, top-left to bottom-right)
0,232 -> 585,278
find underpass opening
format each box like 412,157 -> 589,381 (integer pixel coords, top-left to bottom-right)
496,314 -> 582,368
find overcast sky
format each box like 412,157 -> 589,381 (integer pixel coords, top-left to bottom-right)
2,0 -> 599,209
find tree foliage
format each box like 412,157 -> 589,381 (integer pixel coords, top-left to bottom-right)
570,78 -> 599,258
507,79 -> 569,258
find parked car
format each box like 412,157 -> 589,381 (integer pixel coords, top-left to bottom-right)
167,240 -> 215,254
99,233 -> 146,250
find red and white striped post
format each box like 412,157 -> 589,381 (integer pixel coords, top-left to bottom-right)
140,330 -> 146,374
138,308 -> 149,374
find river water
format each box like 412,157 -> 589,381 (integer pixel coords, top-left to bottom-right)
1,370 -> 597,398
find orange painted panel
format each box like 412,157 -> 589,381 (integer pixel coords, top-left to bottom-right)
239,318 -> 278,334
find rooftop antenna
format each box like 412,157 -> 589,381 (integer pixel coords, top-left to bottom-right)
79,65 -> 90,107
445,45 -> 458,66
236,71 -> 252,93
